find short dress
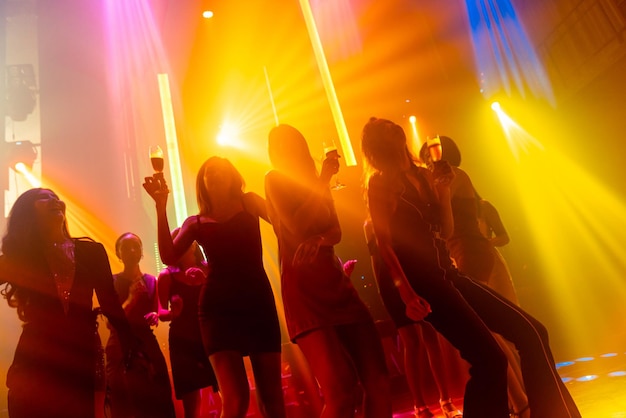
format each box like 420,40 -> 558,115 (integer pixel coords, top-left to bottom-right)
195,211 -> 281,355
5,240 -> 133,418
165,266 -> 218,398
269,178 -> 373,341
106,273 -> 175,418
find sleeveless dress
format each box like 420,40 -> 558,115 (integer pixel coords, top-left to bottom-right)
270,179 -> 372,341
166,266 -> 218,398
106,273 -> 175,418
195,211 -> 281,355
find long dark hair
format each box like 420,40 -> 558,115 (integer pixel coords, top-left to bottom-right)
195,156 -> 245,215
268,124 -> 318,184
361,117 -> 419,193
1,188 -> 71,319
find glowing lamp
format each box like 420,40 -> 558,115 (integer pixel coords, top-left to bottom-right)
7,140 -> 38,170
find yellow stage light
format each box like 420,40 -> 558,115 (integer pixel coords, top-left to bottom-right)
492,102 -> 626,355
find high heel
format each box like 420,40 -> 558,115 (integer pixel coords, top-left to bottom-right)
440,399 -> 463,418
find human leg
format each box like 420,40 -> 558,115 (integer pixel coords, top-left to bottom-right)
336,320 -> 392,418
397,324 -> 437,417
450,273 -> 581,418
249,351 -> 287,418
418,323 -> 463,417
491,333 -> 529,416
181,390 -> 202,418
296,327 -> 360,418
133,332 -> 176,418
105,338 -> 132,418
210,351 -> 251,418
413,277 -> 509,418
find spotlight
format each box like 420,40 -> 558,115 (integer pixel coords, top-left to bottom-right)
6,140 -> 38,170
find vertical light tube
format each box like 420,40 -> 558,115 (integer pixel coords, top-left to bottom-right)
157,73 -> 187,227
299,0 -> 356,166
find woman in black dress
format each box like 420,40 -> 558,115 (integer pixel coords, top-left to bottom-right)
361,117 -> 581,418
157,228 -> 218,418
144,156 -> 285,418
0,188 -> 135,418
105,232 -> 176,418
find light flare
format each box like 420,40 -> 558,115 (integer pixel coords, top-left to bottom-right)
493,103 -> 626,354
299,0 -> 356,166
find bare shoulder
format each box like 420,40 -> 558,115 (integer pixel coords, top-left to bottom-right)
181,215 -> 199,228
157,267 -> 173,282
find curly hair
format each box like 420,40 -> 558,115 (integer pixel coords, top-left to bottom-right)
1,188 -> 71,320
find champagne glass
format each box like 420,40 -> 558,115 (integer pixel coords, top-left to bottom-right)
427,135 -> 451,185
426,135 -> 442,162
322,140 -> 346,190
149,145 -> 164,173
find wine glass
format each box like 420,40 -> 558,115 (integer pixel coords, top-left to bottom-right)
149,145 -> 164,173
322,140 -> 346,190
426,135 -> 442,162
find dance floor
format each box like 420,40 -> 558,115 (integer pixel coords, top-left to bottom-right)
392,350 -> 626,418
1,350 -> 624,418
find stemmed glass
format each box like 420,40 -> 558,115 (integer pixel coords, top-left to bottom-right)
322,140 -> 346,190
149,145 -> 164,173
149,145 -> 165,190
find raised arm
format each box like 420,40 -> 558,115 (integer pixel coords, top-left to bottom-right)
428,162 -> 456,239
143,175 -> 195,265
264,155 -> 340,240
266,168 -> 342,267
